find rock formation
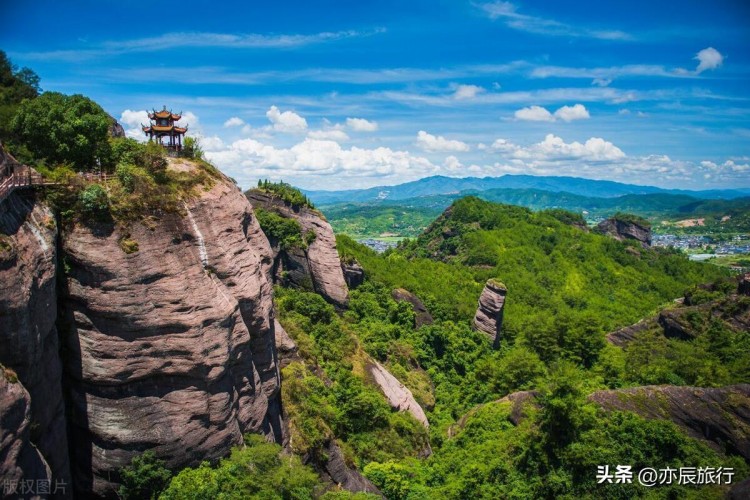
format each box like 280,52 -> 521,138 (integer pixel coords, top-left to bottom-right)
366,360 -> 429,428
391,288 -> 433,328
0,189 -> 71,491
246,190 -> 349,308
739,273 -> 750,296
590,384 -> 750,460
0,371 -> 53,495
56,165 -> 284,496
472,279 -> 507,348
274,319 -> 300,369
595,215 -> 651,247
341,259 -> 365,289
319,440 -> 382,496
605,319 -> 654,347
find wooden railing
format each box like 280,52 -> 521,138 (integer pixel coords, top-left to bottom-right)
0,157 -> 111,206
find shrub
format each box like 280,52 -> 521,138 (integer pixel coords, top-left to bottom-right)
79,184 -> 109,218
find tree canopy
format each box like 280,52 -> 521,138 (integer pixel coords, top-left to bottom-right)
11,91 -> 111,169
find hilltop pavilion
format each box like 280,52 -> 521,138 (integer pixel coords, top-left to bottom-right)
142,106 -> 188,151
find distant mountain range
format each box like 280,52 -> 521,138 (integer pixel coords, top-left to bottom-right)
305,175 -> 750,205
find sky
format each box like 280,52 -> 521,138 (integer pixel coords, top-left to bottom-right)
2,0 -> 750,191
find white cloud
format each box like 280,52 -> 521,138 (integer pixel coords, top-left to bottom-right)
515,104 -> 590,122
308,129 -> 350,141
592,78 -> 612,87
514,105 -> 555,122
205,137 -> 439,188
443,155 -> 464,172
119,109 -> 149,140
194,134 -> 225,151
695,47 -> 723,74
224,116 -> 245,127
553,104 -> 590,122
453,84 -> 485,100
488,134 -> 624,162
415,131 -> 470,153
266,105 -> 308,133
346,117 -> 379,132
479,1 -> 631,40
21,29 -> 386,61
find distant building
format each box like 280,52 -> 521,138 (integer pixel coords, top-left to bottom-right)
142,106 -> 187,151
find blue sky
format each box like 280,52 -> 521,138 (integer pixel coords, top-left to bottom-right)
2,0 -> 749,190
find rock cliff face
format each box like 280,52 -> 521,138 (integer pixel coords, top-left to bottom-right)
0,372 -> 52,494
246,190 -> 348,308
472,279 -> 507,348
595,216 -> 651,247
0,190 -> 71,491
391,288 -> 433,328
57,165 -> 283,497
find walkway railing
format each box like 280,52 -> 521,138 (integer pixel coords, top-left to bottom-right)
0,156 -> 111,206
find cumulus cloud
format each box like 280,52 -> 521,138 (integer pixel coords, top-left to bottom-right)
346,117 -> 378,132
453,84 -> 486,100
488,134 -> 624,161
415,131 -> 470,153
308,129 -> 350,141
205,137 -> 439,188
553,104 -> 590,122
266,105 -> 308,133
224,116 -> 245,127
695,47 -> 723,74
515,104 -> 590,122
119,109 -> 150,140
514,105 -> 555,122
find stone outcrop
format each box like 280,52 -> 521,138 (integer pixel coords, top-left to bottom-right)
605,319 -> 654,347
59,163 -> 283,497
107,115 -> 125,138
341,260 -> 365,289
366,361 -> 429,428
246,190 -> 348,307
274,319 -> 300,369
739,273 -> 750,296
472,279 -> 507,348
391,288 -> 433,328
0,372 -> 53,495
590,384 -> 750,460
595,216 -> 651,247
320,440 -> 382,496
0,189 -> 71,491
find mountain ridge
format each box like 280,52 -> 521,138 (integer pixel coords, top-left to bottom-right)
305,174 -> 750,205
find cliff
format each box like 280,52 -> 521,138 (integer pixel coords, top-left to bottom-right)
246,189 -> 349,308
59,161 -> 283,496
0,188 -> 71,492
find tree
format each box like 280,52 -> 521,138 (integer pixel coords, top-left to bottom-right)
118,451 -> 172,500
181,136 -> 203,160
11,91 -> 111,169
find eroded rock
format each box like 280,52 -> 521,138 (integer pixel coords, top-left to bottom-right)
341,260 -> 365,290
320,440 -> 382,496
0,372 -> 52,496
366,361 -> 429,428
391,288 -> 433,328
473,279 -> 507,348
595,216 -> 652,247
